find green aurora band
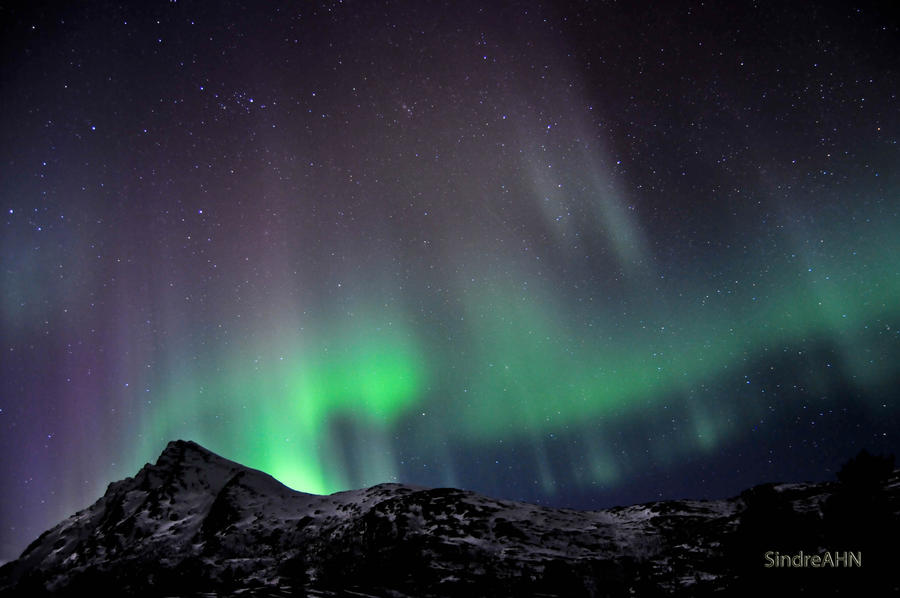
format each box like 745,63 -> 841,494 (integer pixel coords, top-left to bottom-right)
128,215 -> 898,495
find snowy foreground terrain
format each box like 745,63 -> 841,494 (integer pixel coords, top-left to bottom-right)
1,440 -> 896,596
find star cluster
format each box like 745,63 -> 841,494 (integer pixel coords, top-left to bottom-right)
1,1 -> 898,561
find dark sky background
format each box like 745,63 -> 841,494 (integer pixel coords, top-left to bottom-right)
2,0 -> 898,562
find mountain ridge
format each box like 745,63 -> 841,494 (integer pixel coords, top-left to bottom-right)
1,440 -> 896,596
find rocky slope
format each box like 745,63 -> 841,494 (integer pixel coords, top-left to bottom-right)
0,440 -> 896,596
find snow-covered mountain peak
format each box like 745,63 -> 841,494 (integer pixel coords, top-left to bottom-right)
2,442 -> 896,597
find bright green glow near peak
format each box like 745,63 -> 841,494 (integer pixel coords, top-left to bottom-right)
145,316 -> 427,494
267,458 -> 332,495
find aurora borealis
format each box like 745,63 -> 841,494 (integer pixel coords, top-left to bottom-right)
1,0 -> 898,562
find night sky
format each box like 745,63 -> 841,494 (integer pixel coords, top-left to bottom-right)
2,1 -> 898,562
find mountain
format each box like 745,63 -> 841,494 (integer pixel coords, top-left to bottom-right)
1,440 -> 896,596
